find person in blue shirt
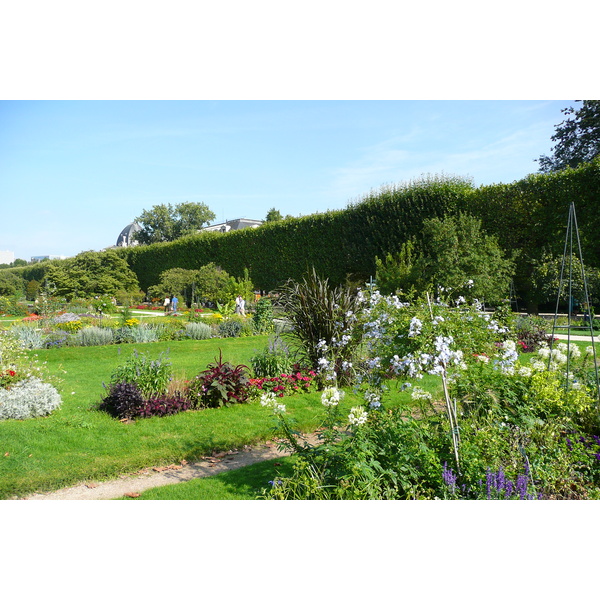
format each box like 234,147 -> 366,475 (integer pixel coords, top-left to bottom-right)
171,295 -> 179,314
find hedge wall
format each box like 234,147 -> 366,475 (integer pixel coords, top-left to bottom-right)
5,161 -> 599,307
116,174 -> 472,292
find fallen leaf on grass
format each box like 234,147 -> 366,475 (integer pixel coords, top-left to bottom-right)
124,492 -> 140,498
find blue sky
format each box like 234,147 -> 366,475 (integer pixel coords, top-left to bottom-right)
0,100 -> 573,261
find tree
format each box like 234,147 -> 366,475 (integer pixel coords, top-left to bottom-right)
419,213 -> 514,305
132,202 -> 216,245
531,252 -> 600,308
148,264 -> 253,307
265,208 -> 283,222
376,214 -> 514,305
375,238 -> 420,297
147,268 -> 202,307
538,100 -> 600,172
44,250 -> 140,301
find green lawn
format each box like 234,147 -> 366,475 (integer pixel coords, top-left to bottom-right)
120,456 -> 296,500
0,336 -> 391,499
4,334 -> 589,500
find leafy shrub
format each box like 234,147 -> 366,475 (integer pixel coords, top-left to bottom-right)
250,336 -> 294,377
185,322 -> 212,340
218,318 -> 243,338
8,324 -> 46,349
109,350 -> 173,398
514,316 -> 554,352
129,324 -> 160,344
263,407 -> 447,500
51,312 -> 80,323
44,330 -> 70,349
0,297 -> 28,317
99,382 -> 191,420
90,294 -> 118,314
0,377 -> 62,420
136,393 -> 192,418
253,297 -> 274,334
98,382 -> 146,420
60,320 -> 84,333
71,326 -> 114,346
249,367 -> 317,398
186,351 -> 250,408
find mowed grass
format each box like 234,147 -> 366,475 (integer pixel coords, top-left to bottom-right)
1,335 -> 397,499
5,333 -> 584,500
1,336 -> 287,499
120,456 -> 297,500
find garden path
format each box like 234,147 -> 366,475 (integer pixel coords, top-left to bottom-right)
21,434 -> 319,500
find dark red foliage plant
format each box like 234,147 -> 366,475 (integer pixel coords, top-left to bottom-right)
186,350 -> 250,409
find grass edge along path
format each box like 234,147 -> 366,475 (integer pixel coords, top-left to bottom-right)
2,336 -> 373,499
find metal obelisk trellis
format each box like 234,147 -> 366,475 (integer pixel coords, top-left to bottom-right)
548,202 -> 600,402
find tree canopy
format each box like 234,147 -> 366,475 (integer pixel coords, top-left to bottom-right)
132,202 -> 216,245
376,213 -> 514,305
538,100 -> 600,172
44,251 -> 140,301
265,208 -> 283,222
147,264 -> 254,307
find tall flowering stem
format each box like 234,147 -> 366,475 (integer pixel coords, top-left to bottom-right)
427,293 -> 461,473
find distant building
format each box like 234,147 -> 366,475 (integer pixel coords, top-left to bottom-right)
0,250 -> 15,265
115,222 -> 142,247
30,255 -> 66,263
200,218 -> 263,233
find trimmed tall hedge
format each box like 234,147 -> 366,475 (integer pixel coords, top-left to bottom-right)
116,174 -> 472,292
4,160 -> 600,307
116,162 -> 600,301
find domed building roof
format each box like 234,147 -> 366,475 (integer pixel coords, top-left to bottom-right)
116,222 -> 142,247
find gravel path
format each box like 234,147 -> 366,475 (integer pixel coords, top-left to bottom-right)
22,438 -> 302,500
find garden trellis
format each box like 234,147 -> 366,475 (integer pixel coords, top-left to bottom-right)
548,202 -> 600,402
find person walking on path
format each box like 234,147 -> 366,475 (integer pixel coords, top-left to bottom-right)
171,295 -> 179,314
163,296 -> 171,314
235,294 -> 246,317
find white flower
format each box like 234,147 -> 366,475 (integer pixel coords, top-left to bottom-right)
408,317 -> 422,338
586,346 -> 595,356
411,387 -> 432,401
530,360 -> 546,371
348,405 -> 368,426
476,354 -> 489,363
517,366 -> 532,377
260,392 -> 277,407
538,347 -> 551,359
321,387 -> 344,407
261,392 -> 286,414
